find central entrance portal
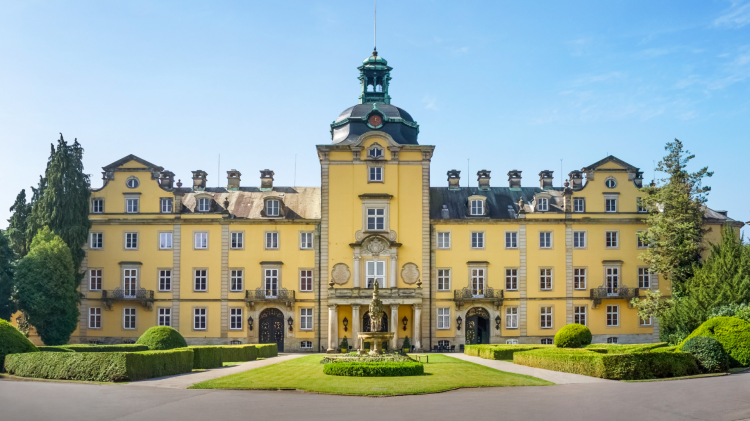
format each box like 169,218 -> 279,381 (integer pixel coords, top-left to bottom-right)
465,307 -> 490,345
259,308 -> 284,352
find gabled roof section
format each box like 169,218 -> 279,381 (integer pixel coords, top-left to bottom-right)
102,154 -> 161,171
582,155 -> 639,172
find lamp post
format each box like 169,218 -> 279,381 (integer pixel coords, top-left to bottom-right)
456,315 -> 462,331
287,316 -> 293,333
495,315 -> 501,330
402,316 -> 408,331
247,315 -> 254,331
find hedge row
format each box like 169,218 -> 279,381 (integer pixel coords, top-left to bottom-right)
37,345 -> 149,353
4,348 -> 194,382
513,348 -> 699,380
584,343 -> 669,354
221,345 -> 259,363
464,344 -> 552,360
323,361 -> 424,377
190,346 -> 224,369
255,344 -> 278,358
680,317 -> 750,367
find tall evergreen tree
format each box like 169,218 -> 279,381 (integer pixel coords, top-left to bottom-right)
7,189 -> 32,257
0,230 -> 15,321
638,139 -> 713,294
14,227 -> 78,345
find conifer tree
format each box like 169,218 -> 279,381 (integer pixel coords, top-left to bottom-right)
0,230 -> 15,321
7,189 -> 32,258
14,227 -> 78,345
638,139 -> 713,294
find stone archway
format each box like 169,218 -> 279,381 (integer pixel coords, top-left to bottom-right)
259,308 -> 285,352
465,307 -> 490,345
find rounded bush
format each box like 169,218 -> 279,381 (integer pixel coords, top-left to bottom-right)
323,361 -> 424,377
681,336 -> 730,373
0,318 -> 38,372
554,323 -> 592,348
680,317 -> 750,367
135,326 -> 187,350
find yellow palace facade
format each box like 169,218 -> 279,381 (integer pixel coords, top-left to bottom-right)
69,50 -> 740,352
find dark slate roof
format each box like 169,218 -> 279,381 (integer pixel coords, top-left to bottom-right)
582,155 -> 639,171
102,154 -> 161,171
332,103 -> 418,145
430,187 -> 564,220
180,187 -> 321,219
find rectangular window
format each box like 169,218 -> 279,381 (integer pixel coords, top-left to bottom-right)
231,232 -> 244,249
299,232 -> 313,249
505,268 -> 518,290
300,340 -> 312,349
540,307 -> 553,329
230,308 -> 243,330
574,306 -> 587,325
126,198 -> 139,213
637,197 -> 647,213
506,339 -> 519,344
194,269 -> 207,291
90,233 -> 103,249
637,232 -> 647,248
159,232 -> 172,250
540,268 -> 552,290
124,308 -> 136,329
505,232 -> 518,249
541,338 -> 554,345
573,198 -> 585,213
198,198 -> 211,212
266,200 -> 279,216
89,307 -> 101,328
640,316 -> 652,326
125,232 -> 138,250
539,232 -> 552,249
158,308 -> 171,326
160,198 -> 173,213
300,270 -> 313,292
607,305 -> 619,326
470,200 -> 484,216
300,308 -> 313,330
194,308 -> 206,330
124,269 -> 137,298
605,198 -> 617,213
437,308 -> 450,329
573,231 -> 586,249
366,208 -> 385,231
159,269 -> 171,291
366,261 -> 386,288
607,337 -> 618,344
89,269 -> 102,291
92,198 -> 104,213
537,198 -> 549,212
471,232 -> 484,248
437,232 -> 451,249
606,267 -> 619,295
437,269 -> 451,291
369,167 -> 383,182
605,231 -> 618,248
194,232 -> 208,249
471,268 -> 485,297
230,269 -> 244,292
574,268 -> 586,290
264,269 -> 278,297
265,232 -> 278,249
506,307 -> 518,329
638,268 -> 651,289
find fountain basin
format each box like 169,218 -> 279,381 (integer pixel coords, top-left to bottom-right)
358,332 -> 395,355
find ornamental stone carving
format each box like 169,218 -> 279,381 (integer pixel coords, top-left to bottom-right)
331,263 -> 350,285
367,237 -> 387,256
401,263 -> 419,285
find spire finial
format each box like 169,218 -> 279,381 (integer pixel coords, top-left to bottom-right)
374,0 -> 377,53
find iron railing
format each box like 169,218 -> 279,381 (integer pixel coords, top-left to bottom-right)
245,288 -> 295,309
590,286 -> 639,309
102,288 -> 154,310
453,287 -> 504,310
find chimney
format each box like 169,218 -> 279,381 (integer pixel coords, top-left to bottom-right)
539,170 -> 554,189
715,210 -> 728,217
447,170 -> 461,190
191,170 -> 207,190
477,170 -> 491,191
159,170 -> 175,189
227,169 -> 241,190
508,170 -> 522,189
633,171 -> 644,188
568,170 -> 584,189
260,169 -> 274,191
441,204 -> 450,219
563,180 -> 573,213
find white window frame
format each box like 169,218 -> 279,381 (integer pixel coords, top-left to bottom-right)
89,307 -> 102,328
541,338 -> 554,345
605,177 -> 617,188
365,260 -> 386,289
505,231 -> 518,249
366,208 -> 386,231
299,232 -> 313,250
91,198 -> 104,214
637,231 -> 647,249
125,198 -> 139,214
505,268 -> 518,290
90,232 -> 103,249
197,198 -> 211,212
89,269 -> 102,291
506,339 -> 519,344
574,268 -> 587,290
368,166 -> 383,182
437,232 -> 451,249
607,305 -> 619,327
506,307 -> 518,329
160,198 -> 173,213
264,269 -> 279,298
540,306 -> 553,329
539,231 -> 552,249
637,197 -> 647,213
230,269 -> 243,292
640,315 -> 652,326
265,232 -> 279,249
605,231 -> 619,249
605,197 -> 618,213
573,231 -> 586,249
266,199 -> 280,216
540,268 -> 552,291
437,269 -> 451,291
300,308 -> 313,330
230,308 -> 243,330
574,306 -> 587,325
437,308 -> 450,330
607,337 -> 619,344
123,307 -> 136,330
300,340 -> 312,349
638,267 -> 651,289
231,232 -> 244,249
124,268 -> 138,298
126,177 -> 139,188
470,199 -> 484,216
159,269 -> 172,292
299,269 -> 313,292
605,266 -> 620,295
194,308 -> 207,330
194,232 -> 208,250
471,268 -> 485,297
537,198 -> 549,212
158,308 -> 171,326
471,232 -> 485,249
125,232 -> 138,250
368,147 -> 383,159
159,232 -> 173,250
194,269 -> 207,292
573,197 -> 585,213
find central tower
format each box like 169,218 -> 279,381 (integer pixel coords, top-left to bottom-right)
359,49 -> 392,104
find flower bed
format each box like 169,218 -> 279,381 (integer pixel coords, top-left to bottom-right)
323,361 -> 424,377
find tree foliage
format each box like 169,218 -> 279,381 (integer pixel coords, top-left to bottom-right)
14,227 -> 79,345
0,231 -> 16,321
631,290 -> 674,321
638,139 -> 713,293
7,189 -> 32,258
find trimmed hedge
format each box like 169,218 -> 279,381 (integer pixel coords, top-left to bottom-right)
680,317 -> 750,367
584,343 -> 670,354
221,345 -> 258,363
136,326 -> 188,350
0,318 -> 38,372
37,344 -> 149,353
190,346 -> 224,369
323,361 -> 424,377
464,344 -> 552,360
513,348 -> 699,380
554,324 -> 592,348
256,343 -> 278,358
4,348 -> 194,382
681,336 -> 730,373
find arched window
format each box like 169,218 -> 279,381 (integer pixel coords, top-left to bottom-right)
375,84 -> 383,92
367,84 -> 374,92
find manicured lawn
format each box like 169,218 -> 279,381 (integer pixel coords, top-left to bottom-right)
190,354 -> 552,396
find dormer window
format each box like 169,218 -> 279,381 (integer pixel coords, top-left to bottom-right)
537,198 -> 549,212
266,199 -> 280,216
605,177 -> 617,188
470,200 -> 484,216
197,198 -> 211,212
368,148 -> 383,159
126,176 -> 139,188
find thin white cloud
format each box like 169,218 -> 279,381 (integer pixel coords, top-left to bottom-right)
422,95 -> 438,111
714,0 -> 750,28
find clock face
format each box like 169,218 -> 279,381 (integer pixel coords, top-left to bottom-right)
368,115 -> 382,127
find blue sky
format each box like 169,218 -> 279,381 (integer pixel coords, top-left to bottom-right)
1,0 -> 748,236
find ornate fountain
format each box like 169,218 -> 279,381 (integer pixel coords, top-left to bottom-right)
357,282 -> 394,355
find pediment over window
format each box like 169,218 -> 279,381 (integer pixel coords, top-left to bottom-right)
466,195 -> 488,217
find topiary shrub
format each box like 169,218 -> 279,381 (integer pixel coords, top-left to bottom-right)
554,323 -> 592,348
135,326 -> 187,350
680,317 -> 750,367
402,336 -> 411,352
681,336 -> 730,373
340,336 -> 349,352
0,318 -> 38,372
323,361 -> 424,377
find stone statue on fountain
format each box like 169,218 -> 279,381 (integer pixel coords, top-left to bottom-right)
357,281 -> 394,355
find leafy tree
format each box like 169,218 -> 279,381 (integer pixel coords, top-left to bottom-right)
14,227 -> 79,345
0,231 -> 16,321
631,290 -> 674,322
7,190 -> 32,257
27,134 -> 91,271
638,139 -> 713,294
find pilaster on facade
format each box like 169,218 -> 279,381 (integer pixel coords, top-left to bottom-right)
565,224 -> 574,324
421,158 -> 431,350
429,225 -> 437,351
79,244 -> 90,339
519,224 -> 527,336
220,225 -> 229,338
172,225 -> 181,330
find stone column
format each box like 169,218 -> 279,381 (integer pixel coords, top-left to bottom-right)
390,304 -> 399,349
413,304 -> 422,351
327,304 -> 338,352
353,249 -> 361,288
390,249 -> 398,288
352,305 -> 361,350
